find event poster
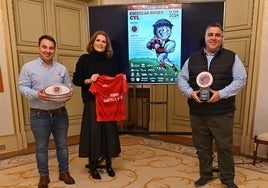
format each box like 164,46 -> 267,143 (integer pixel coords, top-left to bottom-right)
128,4 -> 182,84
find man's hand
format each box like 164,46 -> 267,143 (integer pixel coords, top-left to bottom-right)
207,89 -> 220,103
38,89 -> 50,101
38,89 -> 72,102
191,90 -> 202,103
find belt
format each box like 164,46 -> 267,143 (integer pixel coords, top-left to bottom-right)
31,107 -> 65,115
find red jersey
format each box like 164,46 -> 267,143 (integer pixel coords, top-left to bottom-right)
89,74 -> 128,122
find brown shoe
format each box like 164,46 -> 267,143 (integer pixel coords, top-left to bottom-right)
38,175 -> 50,188
59,172 -> 75,184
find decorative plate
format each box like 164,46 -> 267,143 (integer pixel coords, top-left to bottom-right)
196,71 -> 213,88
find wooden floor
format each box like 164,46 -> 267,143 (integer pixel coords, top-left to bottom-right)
0,134 -> 241,159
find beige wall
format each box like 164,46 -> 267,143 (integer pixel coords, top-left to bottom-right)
254,0 -> 268,134
1,0 -> 268,157
0,0 -> 26,152
0,1 -> 14,136
253,0 -> 268,155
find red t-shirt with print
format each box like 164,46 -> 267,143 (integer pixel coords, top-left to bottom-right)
89,74 -> 128,122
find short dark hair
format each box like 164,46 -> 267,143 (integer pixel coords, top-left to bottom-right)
38,35 -> 56,47
206,23 -> 223,32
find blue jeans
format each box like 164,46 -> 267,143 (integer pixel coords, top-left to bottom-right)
30,107 -> 69,176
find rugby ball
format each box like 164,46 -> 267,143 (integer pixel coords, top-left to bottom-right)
44,84 -> 71,96
46,96 -> 71,102
164,40 -> 176,53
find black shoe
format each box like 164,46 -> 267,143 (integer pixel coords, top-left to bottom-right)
105,158 -> 116,177
222,181 -> 239,188
89,166 -> 101,179
106,166 -> 115,177
194,177 -> 213,187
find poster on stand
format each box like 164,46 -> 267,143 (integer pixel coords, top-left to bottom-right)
128,4 -> 182,84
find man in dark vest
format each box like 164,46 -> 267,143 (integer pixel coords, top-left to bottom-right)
178,23 -> 246,188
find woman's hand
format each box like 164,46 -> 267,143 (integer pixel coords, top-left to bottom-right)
84,73 -> 99,85
91,74 -> 99,82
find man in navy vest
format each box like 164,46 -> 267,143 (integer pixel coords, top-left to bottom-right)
178,23 -> 246,188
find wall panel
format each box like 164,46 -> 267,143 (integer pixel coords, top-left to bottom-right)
14,0 -> 48,46
54,3 -> 83,50
225,0 -> 253,31
224,38 -> 250,67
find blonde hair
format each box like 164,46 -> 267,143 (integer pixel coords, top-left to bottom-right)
86,31 -> 113,58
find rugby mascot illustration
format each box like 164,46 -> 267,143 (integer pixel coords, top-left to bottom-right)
146,19 -> 177,72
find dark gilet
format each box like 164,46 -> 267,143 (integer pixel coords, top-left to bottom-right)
188,47 -> 236,116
